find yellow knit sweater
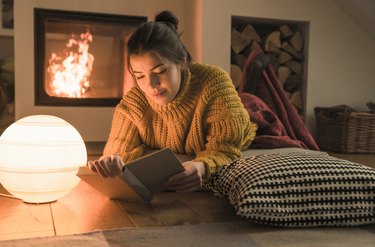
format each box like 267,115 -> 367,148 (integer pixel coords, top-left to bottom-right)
103,63 -> 257,175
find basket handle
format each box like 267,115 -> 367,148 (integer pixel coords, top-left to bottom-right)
314,105 -> 354,121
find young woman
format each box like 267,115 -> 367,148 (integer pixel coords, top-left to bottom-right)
88,10 -> 257,192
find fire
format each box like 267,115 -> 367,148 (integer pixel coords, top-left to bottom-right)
47,31 -> 94,98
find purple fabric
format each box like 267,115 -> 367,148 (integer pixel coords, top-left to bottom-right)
239,48 -> 319,151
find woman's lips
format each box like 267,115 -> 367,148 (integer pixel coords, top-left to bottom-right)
150,89 -> 166,97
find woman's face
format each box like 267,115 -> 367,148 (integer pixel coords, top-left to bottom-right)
130,51 -> 182,105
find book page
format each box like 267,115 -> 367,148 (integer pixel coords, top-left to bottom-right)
77,166 -> 147,203
0,183 -> 15,199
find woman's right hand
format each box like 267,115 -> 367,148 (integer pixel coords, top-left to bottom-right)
87,154 -> 125,178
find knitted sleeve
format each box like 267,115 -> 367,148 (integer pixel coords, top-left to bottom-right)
103,88 -> 147,163
192,67 -> 257,175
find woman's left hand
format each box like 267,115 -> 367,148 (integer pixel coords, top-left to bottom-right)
164,161 -> 206,193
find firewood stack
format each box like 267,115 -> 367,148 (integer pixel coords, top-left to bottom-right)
231,23 -> 305,115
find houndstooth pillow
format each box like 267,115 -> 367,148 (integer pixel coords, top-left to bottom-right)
205,152 -> 375,227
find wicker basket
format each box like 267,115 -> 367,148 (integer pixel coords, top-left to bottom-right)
314,106 -> 375,153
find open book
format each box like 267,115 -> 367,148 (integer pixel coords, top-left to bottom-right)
77,148 -> 185,203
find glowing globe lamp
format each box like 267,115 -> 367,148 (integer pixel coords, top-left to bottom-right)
0,115 -> 87,203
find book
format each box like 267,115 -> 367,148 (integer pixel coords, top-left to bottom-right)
77,148 -> 185,203
0,183 -> 15,199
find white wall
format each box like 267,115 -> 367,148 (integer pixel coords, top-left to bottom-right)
14,0 -> 199,141
182,0 -> 203,62
201,0 -> 375,136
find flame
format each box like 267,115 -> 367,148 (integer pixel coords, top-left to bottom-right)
47,31 -> 95,98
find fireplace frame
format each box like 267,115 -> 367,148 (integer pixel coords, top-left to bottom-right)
34,8 -> 147,107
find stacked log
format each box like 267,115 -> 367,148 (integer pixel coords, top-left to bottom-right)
231,23 -> 305,115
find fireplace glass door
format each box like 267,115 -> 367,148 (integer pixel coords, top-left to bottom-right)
34,9 -> 146,106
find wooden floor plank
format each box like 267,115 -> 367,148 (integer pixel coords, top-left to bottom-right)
167,191 -> 243,223
117,192 -> 207,227
0,231 -> 55,241
51,181 -> 135,236
0,195 -> 54,240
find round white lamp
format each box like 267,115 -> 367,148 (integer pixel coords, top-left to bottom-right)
0,115 -> 87,203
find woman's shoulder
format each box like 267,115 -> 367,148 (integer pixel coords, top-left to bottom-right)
115,86 -> 149,120
190,62 -> 229,78
190,63 -> 234,91
123,86 -> 147,102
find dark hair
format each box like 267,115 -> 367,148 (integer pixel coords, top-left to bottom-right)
127,10 -> 191,74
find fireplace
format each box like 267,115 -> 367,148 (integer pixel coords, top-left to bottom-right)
34,8 -> 146,107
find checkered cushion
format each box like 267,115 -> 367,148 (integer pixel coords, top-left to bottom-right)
205,152 -> 375,227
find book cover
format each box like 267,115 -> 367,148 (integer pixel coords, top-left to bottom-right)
78,148 -> 185,203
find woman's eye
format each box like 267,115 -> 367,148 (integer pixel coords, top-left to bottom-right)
136,75 -> 145,80
155,68 -> 167,75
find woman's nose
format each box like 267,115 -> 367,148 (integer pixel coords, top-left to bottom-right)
150,73 -> 160,88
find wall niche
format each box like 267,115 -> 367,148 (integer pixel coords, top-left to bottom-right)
230,15 -> 309,118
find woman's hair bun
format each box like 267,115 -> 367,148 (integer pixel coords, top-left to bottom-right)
154,10 -> 178,31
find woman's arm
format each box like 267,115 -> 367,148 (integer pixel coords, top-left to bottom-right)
193,74 -> 257,176
103,104 -> 144,162
88,100 -> 145,178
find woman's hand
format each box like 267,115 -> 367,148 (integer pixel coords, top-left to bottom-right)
164,161 -> 206,193
87,154 -> 124,178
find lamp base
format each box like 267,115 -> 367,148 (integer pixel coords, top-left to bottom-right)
0,168 -> 81,204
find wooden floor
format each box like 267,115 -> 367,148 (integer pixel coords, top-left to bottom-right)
0,142 -> 244,241
0,147 -> 374,241
0,177 -> 242,241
